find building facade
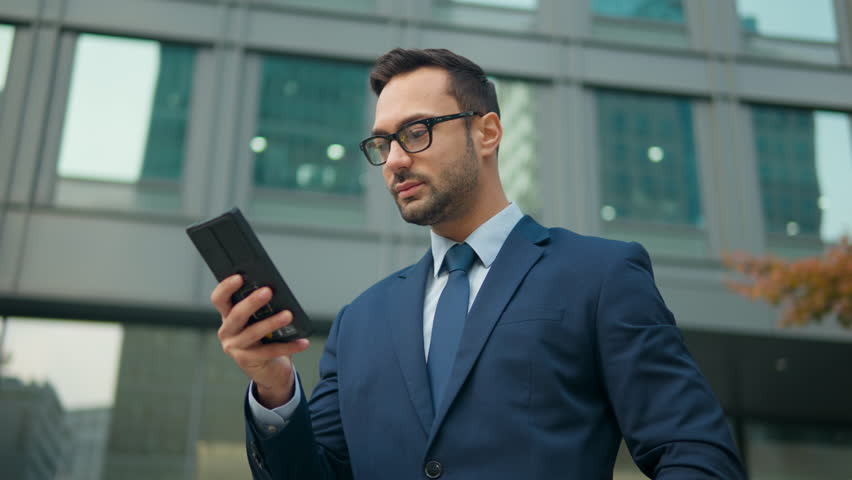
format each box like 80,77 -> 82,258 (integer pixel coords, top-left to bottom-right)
1,0 -> 851,478
0,377 -> 70,480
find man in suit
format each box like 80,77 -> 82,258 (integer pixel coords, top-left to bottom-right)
211,48 -> 746,479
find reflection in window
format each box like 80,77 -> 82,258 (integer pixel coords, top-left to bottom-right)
494,77 -> 539,214
1,318 -> 122,480
590,0 -> 685,23
752,105 -> 852,242
0,317 -> 271,480
253,55 -> 369,196
435,0 -> 538,31
748,421 -> 852,479
0,24 -> 14,110
57,34 -> 195,183
596,89 -> 702,226
738,0 -> 837,42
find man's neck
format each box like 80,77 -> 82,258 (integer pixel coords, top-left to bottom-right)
431,198 -> 511,243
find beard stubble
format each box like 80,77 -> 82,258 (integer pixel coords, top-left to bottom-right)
392,136 -> 479,226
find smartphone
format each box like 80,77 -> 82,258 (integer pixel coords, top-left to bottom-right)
186,207 -> 312,342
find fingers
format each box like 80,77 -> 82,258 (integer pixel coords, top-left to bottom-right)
227,308 -> 291,349
220,310 -> 309,364
211,274 -> 243,316
246,338 -> 311,362
217,285 -> 273,339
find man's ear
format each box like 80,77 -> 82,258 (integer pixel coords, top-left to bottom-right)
478,112 -> 502,160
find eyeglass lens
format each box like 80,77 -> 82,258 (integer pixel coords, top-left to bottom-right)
364,122 -> 432,164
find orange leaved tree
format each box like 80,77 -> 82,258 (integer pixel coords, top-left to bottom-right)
723,238 -> 852,328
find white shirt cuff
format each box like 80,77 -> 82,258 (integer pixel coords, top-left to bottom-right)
247,370 -> 303,437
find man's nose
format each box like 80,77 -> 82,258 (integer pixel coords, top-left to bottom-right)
384,140 -> 412,172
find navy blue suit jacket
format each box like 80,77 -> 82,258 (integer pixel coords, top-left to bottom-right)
245,216 -> 745,479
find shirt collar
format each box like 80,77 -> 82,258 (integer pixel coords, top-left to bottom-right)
430,203 -> 524,277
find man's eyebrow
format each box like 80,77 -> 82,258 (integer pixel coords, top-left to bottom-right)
371,112 -> 434,136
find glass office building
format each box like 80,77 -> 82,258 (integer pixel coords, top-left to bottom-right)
1,1 -> 851,478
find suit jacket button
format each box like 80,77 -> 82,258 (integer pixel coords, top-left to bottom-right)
424,460 -> 443,478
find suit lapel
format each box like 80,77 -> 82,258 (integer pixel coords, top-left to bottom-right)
387,250 -> 434,436
429,216 -> 550,439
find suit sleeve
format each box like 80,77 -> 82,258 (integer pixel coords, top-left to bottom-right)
595,242 -> 746,479
244,307 -> 353,480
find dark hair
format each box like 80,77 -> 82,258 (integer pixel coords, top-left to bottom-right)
369,48 -> 500,119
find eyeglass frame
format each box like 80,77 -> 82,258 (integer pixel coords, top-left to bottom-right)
359,111 -> 483,166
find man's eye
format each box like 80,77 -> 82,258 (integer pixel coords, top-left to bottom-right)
408,128 -> 428,139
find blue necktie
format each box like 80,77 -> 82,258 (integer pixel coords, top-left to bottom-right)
427,242 -> 477,410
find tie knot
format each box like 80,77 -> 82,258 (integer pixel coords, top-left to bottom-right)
443,243 -> 476,274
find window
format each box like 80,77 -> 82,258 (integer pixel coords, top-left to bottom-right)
494,77 -> 540,215
248,55 -> 370,225
452,0 -> 537,9
434,0 -> 539,31
0,24 -> 14,115
590,0 -> 685,23
1,318 -> 123,480
737,0 -> 837,42
751,105 -> 852,244
55,34 -> 196,212
595,89 -> 702,228
252,55 -> 368,197
260,0 -> 374,13
747,421 -> 852,479
588,0 -> 688,48
737,0 -> 838,63
0,316 -> 327,480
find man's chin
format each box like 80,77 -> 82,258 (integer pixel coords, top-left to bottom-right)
397,199 -> 437,226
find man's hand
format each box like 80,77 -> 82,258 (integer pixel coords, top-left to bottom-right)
211,274 -> 311,408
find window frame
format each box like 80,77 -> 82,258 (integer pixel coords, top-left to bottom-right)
32,30 -> 212,218
586,87 -> 715,259
233,51 -> 374,229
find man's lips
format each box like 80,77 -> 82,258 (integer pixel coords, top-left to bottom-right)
395,181 -> 424,199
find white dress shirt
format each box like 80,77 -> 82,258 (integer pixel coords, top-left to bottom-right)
249,203 -> 525,435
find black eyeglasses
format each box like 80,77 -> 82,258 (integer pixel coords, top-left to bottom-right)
359,111 -> 482,166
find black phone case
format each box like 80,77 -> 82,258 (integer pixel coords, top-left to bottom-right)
186,207 -> 312,342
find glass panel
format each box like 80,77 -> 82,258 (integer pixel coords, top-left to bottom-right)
434,0 -> 538,31
193,329 -> 326,478
58,34 -> 194,183
737,0 -> 837,42
596,89 -> 702,227
195,335 -> 260,480
0,315 -> 331,480
747,421 -> 852,479
55,34 -> 195,212
249,55 -> 370,226
0,318 -> 248,480
588,0 -> 688,51
751,105 -> 852,244
0,24 -> 14,109
257,0 -> 374,13
452,0 -> 537,9
1,318 -> 123,479
253,55 -> 368,196
590,0 -> 685,23
102,324 -> 210,479
494,77 -> 540,215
